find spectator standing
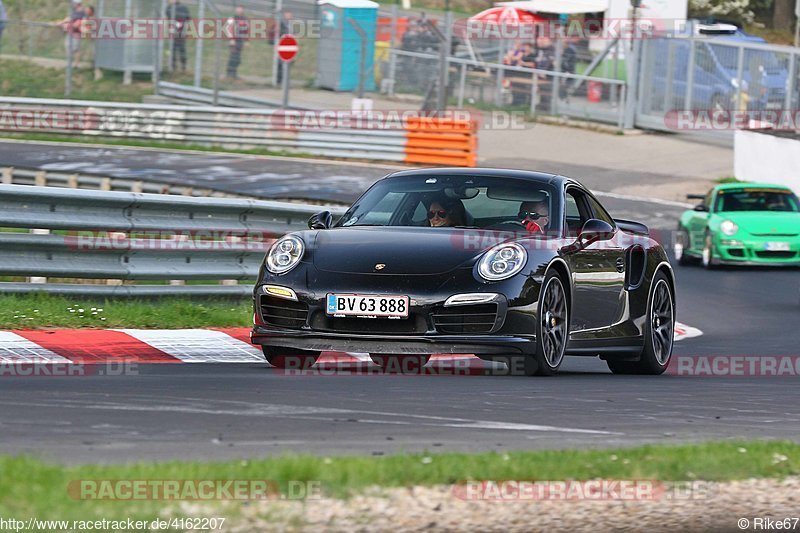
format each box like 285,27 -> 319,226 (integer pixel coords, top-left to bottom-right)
57,0 -> 85,66
80,5 -> 96,65
165,0 -> 191,72
225,6 -> 249,79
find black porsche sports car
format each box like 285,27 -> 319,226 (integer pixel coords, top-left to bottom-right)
251,168 -> 676,376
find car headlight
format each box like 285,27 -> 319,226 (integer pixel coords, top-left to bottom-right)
720,220 -> 739,236
266,235 -> 304,274
477,243 -> 527,281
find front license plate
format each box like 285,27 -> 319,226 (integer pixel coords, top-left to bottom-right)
764,242 -> 791,251
326,294 -> 409,319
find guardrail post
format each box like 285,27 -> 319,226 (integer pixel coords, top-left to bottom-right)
624,39 -> 641,130
495,65 -> 504,107
34,171 -> 47,187
68,174 -> 79,188
28,229 -> 50,284
530,73 -> 538,116
1,168 -> 12,185
220,235 -> 241,286
132,181 -> 144,193
457,63 -> 467,108
101,178 -> 112,191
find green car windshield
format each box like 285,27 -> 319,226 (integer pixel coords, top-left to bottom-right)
715,188 -> 800,213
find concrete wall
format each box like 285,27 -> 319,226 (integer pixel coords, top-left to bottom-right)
734,130 -> 800,195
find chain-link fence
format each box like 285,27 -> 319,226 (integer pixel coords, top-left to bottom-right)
4,4 -> 800,135
638,34 -> 798,132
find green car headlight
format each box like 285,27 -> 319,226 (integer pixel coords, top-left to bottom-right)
720,220 -> 739,236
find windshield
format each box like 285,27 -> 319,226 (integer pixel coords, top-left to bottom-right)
715,188 -> 800,212
337,175 -> 562,234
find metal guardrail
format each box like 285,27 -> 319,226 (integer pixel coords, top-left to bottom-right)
0,96 -> 410,163
156,82 -> 315,110
1,167 -> 245,198
0,184 -> 346,297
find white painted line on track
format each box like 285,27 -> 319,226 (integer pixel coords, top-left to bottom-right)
115,329 -> 264,363
0,331 -> 72,363
593,190 -> 694,209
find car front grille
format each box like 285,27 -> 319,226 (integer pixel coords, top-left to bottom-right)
259,295 -> 309,329
754,251 -> 797,259
432,304 -> 499,334
310,312 -> 428,335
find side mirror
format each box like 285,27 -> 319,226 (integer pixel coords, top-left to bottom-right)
578,218 -> 615,243
308,211 -> 332,230
693,204 -> 709,212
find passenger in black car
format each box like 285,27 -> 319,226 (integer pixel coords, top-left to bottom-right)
427,197 -> 466,227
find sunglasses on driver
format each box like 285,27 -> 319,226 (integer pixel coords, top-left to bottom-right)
427,210 -> 449,220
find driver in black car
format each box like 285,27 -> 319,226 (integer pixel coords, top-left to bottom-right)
518,200 -> 550,233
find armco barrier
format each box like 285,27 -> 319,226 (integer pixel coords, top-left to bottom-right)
0,97 -> 478,167
0,184 -> 346,296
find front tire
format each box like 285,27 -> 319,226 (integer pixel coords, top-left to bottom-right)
262,346 -> 320,369
607,272 -> 674,375
508,270 -> 569,376
702,232 -> 716,270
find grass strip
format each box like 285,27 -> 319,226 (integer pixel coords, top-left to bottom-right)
0,293 -> 251,329
0,441 -> 797,522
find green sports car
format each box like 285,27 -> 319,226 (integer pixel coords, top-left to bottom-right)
675,183 -> 800,268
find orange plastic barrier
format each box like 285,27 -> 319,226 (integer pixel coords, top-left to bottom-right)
403,116 -> 478,167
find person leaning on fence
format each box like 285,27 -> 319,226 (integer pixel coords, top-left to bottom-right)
225,6 -> 249,79
506,42 -> 536,106
80,5 -> 96,65
0,0 -> 7,53
165,0 -> 191,72
56,0 -> 85,66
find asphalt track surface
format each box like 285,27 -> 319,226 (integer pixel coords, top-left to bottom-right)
0,140 -> 390,203
0,143 -> 798,464
0,140 -> 695,205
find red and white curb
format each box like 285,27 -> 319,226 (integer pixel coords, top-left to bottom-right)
0,323 -> 702,364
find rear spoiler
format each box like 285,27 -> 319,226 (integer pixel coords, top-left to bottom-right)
614,218 -> 650,236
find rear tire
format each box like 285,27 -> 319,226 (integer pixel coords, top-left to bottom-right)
607,272 -> 674,375
262,346 -> 320,369
370,354 -> 430,373
674,227 -> 691,266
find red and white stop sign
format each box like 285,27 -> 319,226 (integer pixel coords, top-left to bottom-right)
277,34 -> 299,62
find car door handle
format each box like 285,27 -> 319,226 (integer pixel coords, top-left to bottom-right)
615,258 -> 625,273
